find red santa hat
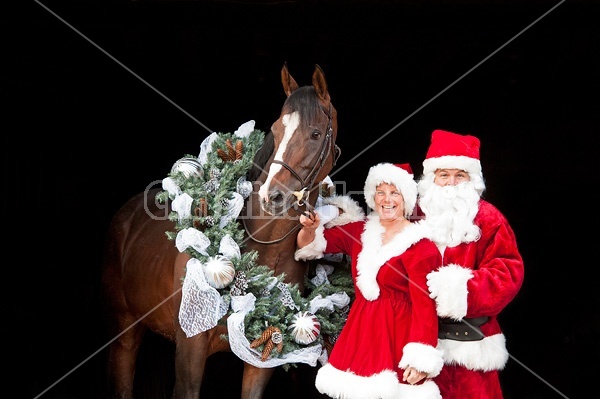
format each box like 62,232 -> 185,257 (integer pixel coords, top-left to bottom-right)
363,162 -> 417,216
422,129 -> 482,179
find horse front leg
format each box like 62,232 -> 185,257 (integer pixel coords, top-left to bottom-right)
172,327 -> 209,399
240,363 -> 275,399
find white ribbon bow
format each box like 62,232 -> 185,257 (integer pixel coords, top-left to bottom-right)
219,192 -> 245,228
176,227 -> 210,256
162,177 -> 181,197
198,132 -> 219,165
234,120 -> 255,138
219,234 -> 241,259
309,292 -> 351,315
171,192 -> 193,223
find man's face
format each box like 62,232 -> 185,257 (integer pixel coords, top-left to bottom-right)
433,169 -> 470,187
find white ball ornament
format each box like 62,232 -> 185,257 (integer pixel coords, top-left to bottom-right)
202,255 -> 236,289
289,311 -> 321,345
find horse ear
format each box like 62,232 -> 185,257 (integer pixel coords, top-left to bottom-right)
281,62 -> 299,97
312,64 -> 330,102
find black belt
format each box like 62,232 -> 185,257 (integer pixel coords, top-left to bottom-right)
438,316 -> 489,341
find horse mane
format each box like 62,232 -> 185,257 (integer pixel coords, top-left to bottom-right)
246,86 -> 321,183
247,130 -> 274,182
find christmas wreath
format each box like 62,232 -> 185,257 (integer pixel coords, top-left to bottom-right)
157,121 -> 354,369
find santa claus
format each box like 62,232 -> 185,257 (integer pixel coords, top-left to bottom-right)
417,129 -> 525,399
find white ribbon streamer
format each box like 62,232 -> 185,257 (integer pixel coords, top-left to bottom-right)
317,348 -> 329,366
179,258 -> 229,337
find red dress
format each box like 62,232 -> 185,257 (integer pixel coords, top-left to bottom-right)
297,215 -> 444,399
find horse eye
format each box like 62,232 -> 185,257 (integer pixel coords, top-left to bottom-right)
311,130 -> 321,140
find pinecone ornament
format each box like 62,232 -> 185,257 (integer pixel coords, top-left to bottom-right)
250,326 -> 284,361
217,139 -> 244,162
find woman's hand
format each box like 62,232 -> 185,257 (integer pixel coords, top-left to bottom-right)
297,211 -> 321,248
299,211 -> 320,230
402,366 -> 427,385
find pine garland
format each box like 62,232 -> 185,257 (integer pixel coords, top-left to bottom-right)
157,128 -> 354,368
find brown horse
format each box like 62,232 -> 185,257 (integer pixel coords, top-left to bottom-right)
101,63 -> 339,399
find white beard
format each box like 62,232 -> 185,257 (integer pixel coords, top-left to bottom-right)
418,179 -> 481,247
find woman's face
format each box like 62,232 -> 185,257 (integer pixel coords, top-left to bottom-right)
373,183 -> 405,221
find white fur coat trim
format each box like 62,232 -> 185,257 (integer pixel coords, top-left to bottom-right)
322,195 -> 365,228
294,224 -> 326,261
399,342 -> 444,378
357,216 -> 429,301
426,264 -> 473,319
438,333 -> 509,371
315,362 -> 441,399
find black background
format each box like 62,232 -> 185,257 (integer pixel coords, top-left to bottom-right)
9,1 -> 600,398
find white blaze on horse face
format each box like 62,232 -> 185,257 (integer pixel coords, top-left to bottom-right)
258,111 -> 300,203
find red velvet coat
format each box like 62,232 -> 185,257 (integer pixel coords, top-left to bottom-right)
426,200 -> 525,399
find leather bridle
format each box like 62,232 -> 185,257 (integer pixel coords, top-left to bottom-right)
271,103 -> 340,207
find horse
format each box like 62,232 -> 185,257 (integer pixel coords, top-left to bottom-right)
101,63 -> 340,399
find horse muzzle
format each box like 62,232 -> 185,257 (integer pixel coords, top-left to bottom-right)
260,189 -> 302,216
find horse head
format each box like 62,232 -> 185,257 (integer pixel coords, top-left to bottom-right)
257,63 -> 339,216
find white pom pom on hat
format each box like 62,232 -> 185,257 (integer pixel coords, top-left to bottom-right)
363,162 -> 417,216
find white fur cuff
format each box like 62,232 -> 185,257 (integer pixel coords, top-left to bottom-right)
399,342 -> 444,377
294,224 -> 327,261
426,264 -> 473,320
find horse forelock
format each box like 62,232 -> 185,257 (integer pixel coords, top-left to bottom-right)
284,86 -> 322,129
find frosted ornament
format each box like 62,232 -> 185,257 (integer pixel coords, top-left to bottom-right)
202,255 -> 236,289
171,157 -> 203,178
236,176 -> 253,199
